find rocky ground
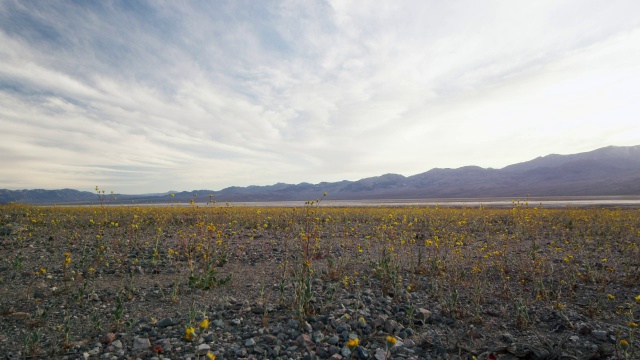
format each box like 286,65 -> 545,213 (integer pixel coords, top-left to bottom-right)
1,256 -> 635,360
0,205 -> 639,359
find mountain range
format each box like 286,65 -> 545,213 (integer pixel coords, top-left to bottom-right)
2,145 -> 639,205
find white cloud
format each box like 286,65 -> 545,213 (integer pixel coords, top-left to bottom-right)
0,0 -> 639,193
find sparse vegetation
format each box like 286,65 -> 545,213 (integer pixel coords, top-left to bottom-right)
0,200 -> 638,358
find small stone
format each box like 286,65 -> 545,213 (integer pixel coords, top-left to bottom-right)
9,312 -> 30,319
336,323 -> 351,333
303,321 -> 313,333
156,339 -> 171,352
328,335 -> 340,345
416,308 -> 432,321
157,317 -> 177,328
88,347 -> 100,355
312,332 -> 324,343
341,346 -> 351,358
132,337 -> 151,351
152,344 -> 163,354
212,319 -> 225,328
101,332 -> 116,344
578,325 -> 592,335
297,334 -> 315,350
501,333 -> 514,344
404,339 -> 415,348
329,354 -> 343,360
384,319 -> 398,333
235,347 -> 248,357
288,319 -> 300,329
592,330 -> 607,341
354,346 -> 370,359
245,338 -> 256,347
375,348 -> 387,360
197,344 -> 210,352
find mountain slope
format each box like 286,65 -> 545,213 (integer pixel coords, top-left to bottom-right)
2,145 -> 639,204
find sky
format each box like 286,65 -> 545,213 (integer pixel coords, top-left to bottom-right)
1,0 -> 639,194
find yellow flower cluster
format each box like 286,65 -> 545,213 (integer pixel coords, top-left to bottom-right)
64,252 -> 71,268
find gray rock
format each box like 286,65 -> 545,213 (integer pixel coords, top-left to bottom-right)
341,346 -> 351,358
245,338 -> 256,347
354,346 -> 370,359
501,333 -> 514,344
416,308 -> 432,321
197,343 -> 211,352
312,332 -> 324,343
132,337 -> 150,351
288,319 -> 300,329
593,330 -> 607,341
297,334 -> 315,350
156,338 -> 171,351
404,339 -> 415,348
157,317 -> 178,328
212,319 -> 225,328
384,319 -> 399,333
328,335 -> 340,345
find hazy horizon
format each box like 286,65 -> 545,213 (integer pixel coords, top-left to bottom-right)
2,1 -> 640,194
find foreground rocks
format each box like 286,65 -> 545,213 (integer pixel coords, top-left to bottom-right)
2,282 -> 622,360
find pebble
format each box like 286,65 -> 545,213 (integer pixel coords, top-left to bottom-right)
132,337 -> 150,351
197,343 -> 210,351
592,330 -> 607,341
8,283 -> 613,360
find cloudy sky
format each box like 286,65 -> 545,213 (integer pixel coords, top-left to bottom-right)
1,0 -> 639,194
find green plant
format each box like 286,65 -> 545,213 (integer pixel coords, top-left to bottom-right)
188,261 -> 231,290
514,298 -> 530,330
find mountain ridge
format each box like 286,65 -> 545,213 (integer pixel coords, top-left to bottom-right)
2,145 -> 639,204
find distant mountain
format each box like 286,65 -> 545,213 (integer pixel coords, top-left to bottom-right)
2,145 -> 639,204
0,188 -> 96,204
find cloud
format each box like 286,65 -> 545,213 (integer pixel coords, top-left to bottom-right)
1,0 -> 639,193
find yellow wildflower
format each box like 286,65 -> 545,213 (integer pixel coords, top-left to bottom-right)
185,326 -> 195,341
635,294 -> 640,303
607,294 -> 615,300
206,351 -> 216,360
620,339 -> 629,348
346,338 -> 359,349
386,335 -> 397,347
629,322 -> 638,328
199,318 -> 210,329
